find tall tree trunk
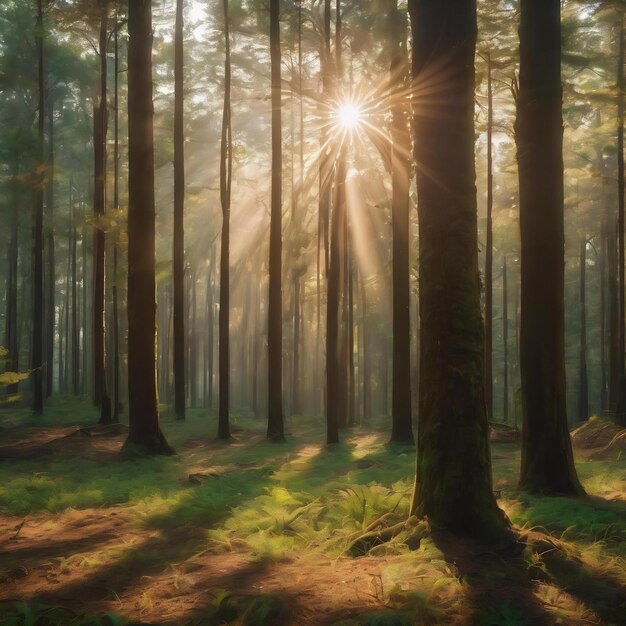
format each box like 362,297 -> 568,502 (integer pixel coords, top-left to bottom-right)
579,236 -> 588,424
71,185 -> 79,395
5,152 -> 20,397
267,0 -> 284,441
122,0 -> 173,456
484,51 -> 494,423
616,16 -> 626,426
32,0 -> 45,415
361,277 -> 370,424
207,243 -> 215,409
173,0 -> 186,420
45,103 -> 55,397
408,0 -> 512,542
190,269 -> 197,408
95,0 -> 112,423
111,7 -> 120,418
218,0 -> 232,439
516,0 -> 582,494
390,0 -> 413,444
502,255 -> 509,423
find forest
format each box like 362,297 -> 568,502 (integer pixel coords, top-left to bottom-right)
0,0 -> 625,624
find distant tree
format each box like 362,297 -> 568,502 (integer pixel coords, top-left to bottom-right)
516,0 -> 582,493
122,0 -> 173,456
218,0 -> 232,441
173,0 -> 186,421
267,0 -> 285,442
408,0 -> 511,542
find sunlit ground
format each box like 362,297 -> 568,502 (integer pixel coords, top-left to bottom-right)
0,397 -> 624,625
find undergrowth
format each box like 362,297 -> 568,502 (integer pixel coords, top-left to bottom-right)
1,400 -> 625,625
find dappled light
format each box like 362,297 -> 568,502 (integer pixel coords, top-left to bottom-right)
1,0 -> 626,624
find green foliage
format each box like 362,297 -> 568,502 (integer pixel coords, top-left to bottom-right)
0,603 -> 126,626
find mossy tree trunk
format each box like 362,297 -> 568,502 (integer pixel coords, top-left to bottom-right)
408,0 -> 511,542
516,0 -> 582,494
123,0 -> 173,456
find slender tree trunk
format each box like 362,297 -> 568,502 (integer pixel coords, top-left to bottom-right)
408,0 -> 512,542
218,0 -> 232,439
5,152 -> 20,397
579,236 -> 588,424
207,244 -> 215,409
516,0 -> 582,494
361,279 -> 370,424
616,16 -> 626,426
173,0 -> 186,420
267,0 -> 285,441
111,7 -> 120,418
32,0 -> 45,415
390,0 -> 413,443
95,0 -> 112,423
502,255 -> 509,423
484,51 -> 494,423
45,103 -> 55,397
122,0 -> 173,456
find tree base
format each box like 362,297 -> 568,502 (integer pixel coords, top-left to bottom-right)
120,430 -> 175,457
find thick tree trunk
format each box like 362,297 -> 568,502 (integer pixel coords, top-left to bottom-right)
267,0 -> 284,441
173,0 -> 186,421
122,0 -> 173,456
516,0 -> 582,494
408,0 -> 511,542
390,0 -> 413,444
32,0 -> 45,415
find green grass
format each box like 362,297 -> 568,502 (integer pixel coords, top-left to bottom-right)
1,399 -> 625,625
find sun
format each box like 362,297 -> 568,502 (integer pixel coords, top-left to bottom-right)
336,101 -> 362,130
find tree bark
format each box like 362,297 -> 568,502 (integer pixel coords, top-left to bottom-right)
408,0 -> 512,542
484,51 -> 494,423
267,0 -> 285,441
616,16 -> 626,426
516,0 -> 582,494
122,0 -> 173,456
390,0 -> 413,444
173,0 -> 186,421
32,0 -> 45,415
5,152 -> 20,397
45,103 -> 55,398
578,236 -> 588,424
218,0 -> 232,439
94,0 -> 112,423
502,255 -> 509,423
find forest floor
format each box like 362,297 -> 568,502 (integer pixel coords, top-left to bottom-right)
0,398 -> 625,626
